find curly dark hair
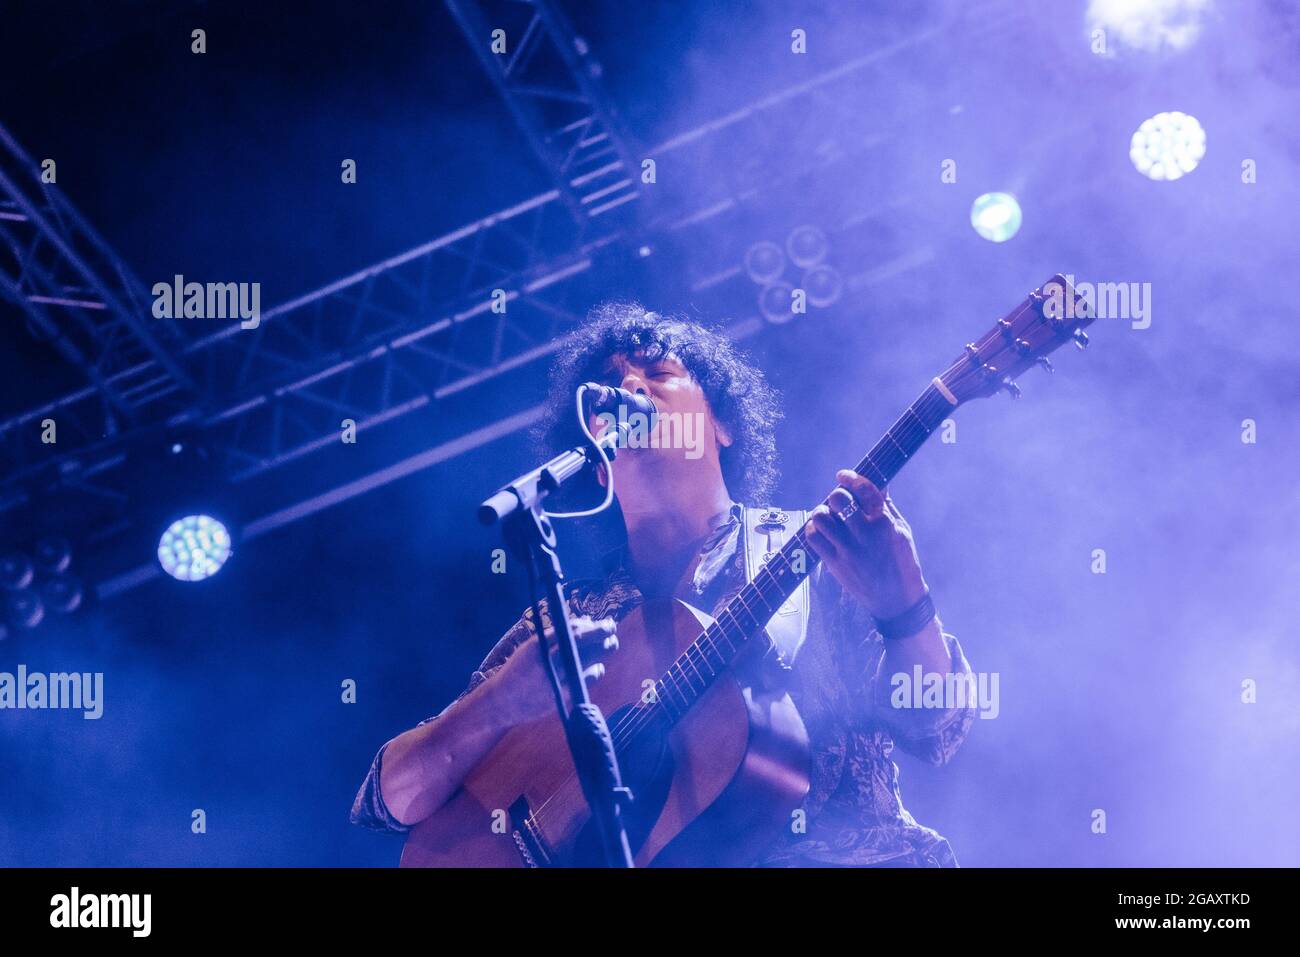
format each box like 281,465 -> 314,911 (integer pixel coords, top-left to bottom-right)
534,302 -> 782,504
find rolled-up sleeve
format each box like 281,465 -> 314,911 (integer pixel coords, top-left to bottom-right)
348,611 -> 536,833
350,740 -> 411,833
866,629 -> 977,766
814,564 -> 977,766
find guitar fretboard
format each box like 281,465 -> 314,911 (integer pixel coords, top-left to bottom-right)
640,381 -> 956,727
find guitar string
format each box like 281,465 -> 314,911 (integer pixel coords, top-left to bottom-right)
522,297 -> 1048,843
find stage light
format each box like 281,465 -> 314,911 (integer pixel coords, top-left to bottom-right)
1086,0 -> 1211,56
1129,111 -> 1206,181
744,241 -> 786,284
0,541 -> 85,636
1,552 -> 34,591
970,192 -> 1022,243
786,226 -> 829,268
34,536 -> 72,575
758,282 -> 797,324
42,574 -> 83,615
5,589 -> 44,630
803,265 -> 843,308
157,515 -> 232,582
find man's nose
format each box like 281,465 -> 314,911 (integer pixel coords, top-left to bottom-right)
620,371 -> 651,396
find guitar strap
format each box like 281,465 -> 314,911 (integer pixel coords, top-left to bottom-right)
740,505 -> 812,685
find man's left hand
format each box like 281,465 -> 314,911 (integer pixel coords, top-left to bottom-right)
803,469 -> 928,620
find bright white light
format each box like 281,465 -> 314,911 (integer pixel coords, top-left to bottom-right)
1086,0 -> 1212,56
157,515 -> 232,582
1130,111 -> 1206,180
970,192 -> 1022,243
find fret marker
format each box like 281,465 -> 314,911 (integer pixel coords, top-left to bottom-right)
932,377 -> 958,406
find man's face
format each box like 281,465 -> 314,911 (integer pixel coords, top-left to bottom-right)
588,350 -> 731,464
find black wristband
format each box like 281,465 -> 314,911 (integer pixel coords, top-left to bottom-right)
875,590 -> 936,642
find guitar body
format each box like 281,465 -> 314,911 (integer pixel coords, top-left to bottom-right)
400,597 -> 811,867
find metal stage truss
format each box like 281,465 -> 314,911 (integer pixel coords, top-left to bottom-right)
1,5 -> 950,598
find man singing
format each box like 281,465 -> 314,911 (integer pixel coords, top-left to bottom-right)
352,303 -> 976,866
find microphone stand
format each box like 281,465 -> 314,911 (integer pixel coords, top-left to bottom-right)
478,426 -> 635,868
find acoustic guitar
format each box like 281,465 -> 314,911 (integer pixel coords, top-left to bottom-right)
400,274 -> 1097,866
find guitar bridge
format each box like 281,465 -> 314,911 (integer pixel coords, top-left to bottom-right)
508,796 -> 554,868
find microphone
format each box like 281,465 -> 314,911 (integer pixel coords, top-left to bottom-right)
581,383 -> 658,423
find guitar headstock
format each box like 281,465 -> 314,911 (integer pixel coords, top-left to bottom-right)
937,274 -> 1097,404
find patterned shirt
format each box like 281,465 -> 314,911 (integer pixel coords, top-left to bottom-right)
351,501 -> 976,866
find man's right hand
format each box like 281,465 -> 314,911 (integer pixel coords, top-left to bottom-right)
491,615 -> 619,725
378,614 -> 619,827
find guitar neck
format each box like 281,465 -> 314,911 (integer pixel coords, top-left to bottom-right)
646,379 -> 958,725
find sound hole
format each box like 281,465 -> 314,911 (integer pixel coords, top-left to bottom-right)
569,704 -> 674,866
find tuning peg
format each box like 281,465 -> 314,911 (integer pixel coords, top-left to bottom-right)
1073,329 -> 1090,350
1036,356 -> 1054,373
1001,378 -> 1022,399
